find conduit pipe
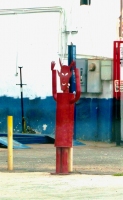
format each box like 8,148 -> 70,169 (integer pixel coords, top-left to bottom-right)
0,7 -> 64,15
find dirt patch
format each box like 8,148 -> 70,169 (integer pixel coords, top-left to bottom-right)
0,141 -> 123,175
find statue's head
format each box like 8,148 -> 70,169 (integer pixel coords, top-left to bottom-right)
58,59 -> 75,92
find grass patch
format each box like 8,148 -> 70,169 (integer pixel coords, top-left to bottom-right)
113,173 -> 123,176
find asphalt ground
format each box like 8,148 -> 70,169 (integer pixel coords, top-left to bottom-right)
0,141 -> 123,199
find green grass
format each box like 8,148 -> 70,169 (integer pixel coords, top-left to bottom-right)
113,173 -> 123,176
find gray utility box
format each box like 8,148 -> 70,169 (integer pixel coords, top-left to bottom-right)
76,59 -> 87,93
87,59 -> 102,93
100,60 -> 112,80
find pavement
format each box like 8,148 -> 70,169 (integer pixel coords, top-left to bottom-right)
0,141 -> 123,199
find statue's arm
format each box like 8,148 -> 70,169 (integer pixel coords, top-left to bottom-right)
51,61 -> 57,101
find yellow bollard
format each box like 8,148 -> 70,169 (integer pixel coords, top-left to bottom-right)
7,116 -> 13,171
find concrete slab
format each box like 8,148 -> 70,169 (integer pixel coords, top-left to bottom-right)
0,142 -> 123,199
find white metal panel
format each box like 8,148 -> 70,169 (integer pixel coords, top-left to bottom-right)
101,60 -> 112,80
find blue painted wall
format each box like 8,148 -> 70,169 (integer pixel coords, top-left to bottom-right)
0,95 -> 113,142
0,96 -> 56,134
76,98 -> 113,142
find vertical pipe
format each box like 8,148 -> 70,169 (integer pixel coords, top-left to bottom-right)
19,67 -> 24,120
68,45 -> 76,95
68,45 -> 76,173
113,41 -> 117,98
118,42 -> 120,83
68,147 -> 73,172
7,116 -> 13,171
116,42 -> 121,146
18,67 -> 26,133
113,41 -> 121,146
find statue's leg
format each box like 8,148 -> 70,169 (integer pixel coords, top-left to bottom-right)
61,147 -> 69,174
56,147 -> 62,173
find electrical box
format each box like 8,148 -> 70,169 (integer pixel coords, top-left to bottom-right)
87,60 -> 102,93
101,60 -> 112,80
76,59 -> 87,92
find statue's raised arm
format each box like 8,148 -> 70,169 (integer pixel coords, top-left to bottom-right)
51,61 -> 57,101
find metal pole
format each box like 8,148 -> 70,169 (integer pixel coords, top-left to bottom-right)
68,45 -> 76,138
68,45 -> 76,173
19,67 -> 24,120
16,67 -> 27,133
113,41 -> 121,146
68,146 -> 73,172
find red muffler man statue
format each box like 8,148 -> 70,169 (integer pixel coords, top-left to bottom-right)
51,59 -> 80,174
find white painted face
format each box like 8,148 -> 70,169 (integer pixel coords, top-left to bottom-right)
58,66 -> 72,92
